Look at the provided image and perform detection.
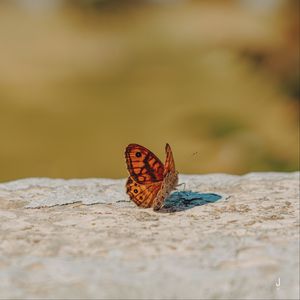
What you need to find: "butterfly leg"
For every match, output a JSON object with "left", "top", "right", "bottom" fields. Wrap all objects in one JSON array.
[{"left": 176, "top": 182, "right": 186, "bottom": 191}]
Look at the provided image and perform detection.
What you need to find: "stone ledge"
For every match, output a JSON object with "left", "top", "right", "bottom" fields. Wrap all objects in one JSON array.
[{"left": 0, "top": 172, "right": 299, "bottom": 299}]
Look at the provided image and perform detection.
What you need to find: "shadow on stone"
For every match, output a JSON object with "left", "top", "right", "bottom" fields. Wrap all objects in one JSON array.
[{"left": 158, "top": 191, "right": 222, "bottom": 213}]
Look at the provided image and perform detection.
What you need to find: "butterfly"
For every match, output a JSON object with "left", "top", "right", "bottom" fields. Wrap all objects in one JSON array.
[{"left": 125, "top": 143, "right": 178, "bottom": 211}]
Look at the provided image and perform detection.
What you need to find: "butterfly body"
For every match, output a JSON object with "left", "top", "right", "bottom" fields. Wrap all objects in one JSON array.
[{"left": 125, "top": 143, "right": 178, "bottom": 210}]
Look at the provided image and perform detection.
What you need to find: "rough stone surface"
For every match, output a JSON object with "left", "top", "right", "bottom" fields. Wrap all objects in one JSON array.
[{"left": 0, "top": 172, "right": 299, "bottom": 299}]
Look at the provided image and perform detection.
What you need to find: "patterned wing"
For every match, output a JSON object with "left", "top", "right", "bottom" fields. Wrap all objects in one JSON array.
[
  {"left": 163, "top": 143, "right": 176, "bottom": 175},
  {"left": 125, "top": 144, "right": 164, "bottom": 184},
  {"left": 153, "top": 143, "right": 179, "bottom": 211},
  {"left": 126, "top": 176, "right": 162, "bottom": 208}
]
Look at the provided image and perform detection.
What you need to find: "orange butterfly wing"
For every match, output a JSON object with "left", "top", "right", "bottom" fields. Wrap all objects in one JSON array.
[
  {"left": 163, "top": 143, "right": 177, "bottom": 175},
  {"left": 125, "top": 144, "right": 164, "bottom": 184},
  {"left": 125, "top": 144, "right": 164, "bottom": 208},
  {"left": 126, "top": 176, "right": 161, "bottom": 208},
  {"left": 125, "top": 143, "right": 178, "bottom": 210}
]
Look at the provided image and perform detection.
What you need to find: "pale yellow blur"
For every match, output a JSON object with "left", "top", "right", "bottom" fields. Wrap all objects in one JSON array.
[{"left": 0, "top": 0, "right": 298, "bottom": 181}]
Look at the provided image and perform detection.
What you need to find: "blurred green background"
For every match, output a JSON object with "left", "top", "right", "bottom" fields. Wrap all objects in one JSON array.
[{"left": 0, "top": 0, "right": 299, "bottom": 182}]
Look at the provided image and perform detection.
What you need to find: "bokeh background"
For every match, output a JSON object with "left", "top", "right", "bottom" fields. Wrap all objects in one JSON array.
[{"left": 0, "top": 0, "right": 299, "bottom": 182}]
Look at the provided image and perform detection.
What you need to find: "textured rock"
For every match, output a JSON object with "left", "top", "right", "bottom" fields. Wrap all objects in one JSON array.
[{"left": 0, "top": 172, "right": 299, "bottom": 299}]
